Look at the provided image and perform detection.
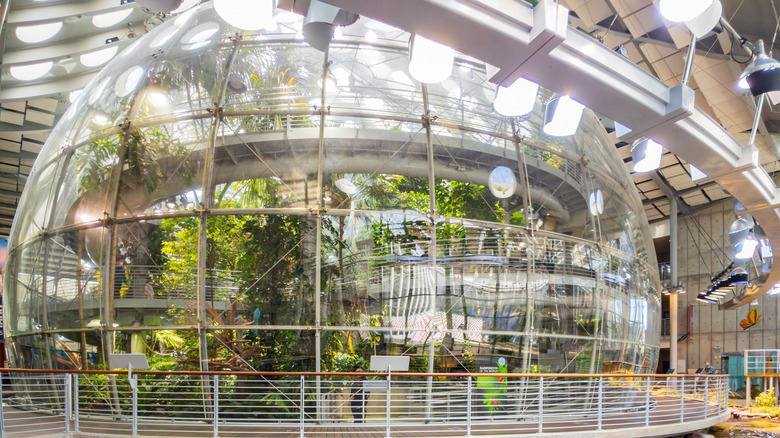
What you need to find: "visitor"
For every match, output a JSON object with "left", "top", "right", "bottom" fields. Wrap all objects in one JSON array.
[
  {"left": 704, "top": 362, "right": 716, "bottom": 374},
  {"left": 349, "top": 369, "right": 367, "bottom": 423}
]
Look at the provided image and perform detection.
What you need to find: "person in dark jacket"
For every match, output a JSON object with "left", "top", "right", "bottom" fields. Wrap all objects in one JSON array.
[{"left": 349, "top": 369, "right": 367, "bottom": 423}]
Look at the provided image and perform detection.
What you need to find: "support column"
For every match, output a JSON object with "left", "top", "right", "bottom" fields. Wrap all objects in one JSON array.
[{"left": 670, "top": 197, "right": 678, "bottom": 374}]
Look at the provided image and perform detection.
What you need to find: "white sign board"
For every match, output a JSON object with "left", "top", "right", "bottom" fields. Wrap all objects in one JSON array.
[
  {"left": 369, "top": 355, "right": 409, "bottom": 372},
  {"left": 109, "top": 353, "right": 149, "bottom": 370}
]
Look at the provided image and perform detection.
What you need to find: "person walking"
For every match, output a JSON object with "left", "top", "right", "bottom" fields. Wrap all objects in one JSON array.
[{"left": 349, "top": 369, "right": 367, "bottom": 423}]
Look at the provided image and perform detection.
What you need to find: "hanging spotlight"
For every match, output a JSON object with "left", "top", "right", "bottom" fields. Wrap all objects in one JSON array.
[
  {"left": 542, "top": 96, "right": 585, "bottom": 137},
  {"left": 737, "top": 40, "right": 780, "bottom": 96},
  {"left": 215, "top": 0, "right": 275, "bottom": 31},
  {"left": 302, "top": 0, "right": 358, "bottom": 52},
  {"left": 630, "top": 138, "right": 664, "bottom": 173},
  {"left": 493, "top": 77, "right": 538, "bottom": 117},
  {"left": 728, "top": 214, "right": 755, "bottom": 244},
  {"left": 735, "top": 237, "right": 759, "bottom": 260},
  {"left": 589, "top": 189, "right": 604, "bottom": 216},
  {"left": 408, "top": 34, "right": 454, "bottom": 84}
]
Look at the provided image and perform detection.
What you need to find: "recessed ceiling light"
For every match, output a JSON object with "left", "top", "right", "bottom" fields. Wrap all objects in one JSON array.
[
  {"left": 92, "top": 9, "right": 133, "bottom": 28},
  {"left": 80, "top": 46, "right": 119, "bottom": 68},
  {"left": 16, "top": 22, "right": 63, "bottom": 43},
  {"left": 9, "top": 61, "right": 53, "bottom": 81}
]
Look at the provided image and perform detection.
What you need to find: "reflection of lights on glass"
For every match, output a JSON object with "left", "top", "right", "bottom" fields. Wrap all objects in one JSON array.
[
  {"left": 214, "top": 0, "right": 274, "bottom": 31},
  {"left": 735, "top": 238, "right": 758, "bottom": 260},
  {"left": 335, "top": 178, "right": 359, "bottom": 195},
  {"left": 116, "top": 66, "right": 145, "bottom": 97},
  {"left": 92, "top": 113, "right": 111, "bottom": 126},
  {"left": 589, "top": 189, "right": 604, "bottom": 216},
  {"left": 69, "top": 89, "right": 83, "bottom": 103},
  {"left": 408, "top": 34, "right": 454, "bottom": 84},
  {"left": 181, "top": 22, "right": 220, "bottom": 50},
  {"left": 488, "top": 166, "right": 516, "bottom": 199},
  {"left": 365, "top": 30, "right": 378, "bottom": 43}
]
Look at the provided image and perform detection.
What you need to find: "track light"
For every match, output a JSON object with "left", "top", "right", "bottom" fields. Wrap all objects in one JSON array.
[
  {"left": 630, "top": 138, "right": 663, "bottom": 173},
  {"left": 735, "top": 237, "right": 758, "bottom": 260},
  {"left": 682, "top": 1, "right": 722, "bottom": 38},
  {"left": 542, "top": 96, "right": 584, "bottom": 137},
  {"left": 302, "top": 0, "right": 357, "bottom": 52},
  {"left": 493, "top": 77, "right": 538, "bottom": 117},
  {"left": 737, "top": 40, "right": 780, "bottom": 96},
  {"left": 408, "top": 34, "right": 454, "bottom": 84},
  {"left": 215, "top": 0, "right": 275, "bottom": 31}
]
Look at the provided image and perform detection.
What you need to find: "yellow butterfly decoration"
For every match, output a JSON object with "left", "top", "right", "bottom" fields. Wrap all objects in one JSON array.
[{"left": 739, "top": 307, "right": 761, "bottom": 330}]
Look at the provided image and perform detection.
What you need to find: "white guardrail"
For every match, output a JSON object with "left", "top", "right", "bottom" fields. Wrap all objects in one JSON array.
[{"left": 0, "top": 371, "right": 729, "bottom": 437}]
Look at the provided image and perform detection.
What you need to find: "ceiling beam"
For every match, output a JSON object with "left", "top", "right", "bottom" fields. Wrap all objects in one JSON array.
[{"left": 642, "top": 181, "right": 719, "bottom": 205}]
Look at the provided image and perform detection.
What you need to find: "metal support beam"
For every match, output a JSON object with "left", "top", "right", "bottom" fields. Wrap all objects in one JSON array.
[{"left": 670, "top": 196, "right": 678, "bottom": 374}]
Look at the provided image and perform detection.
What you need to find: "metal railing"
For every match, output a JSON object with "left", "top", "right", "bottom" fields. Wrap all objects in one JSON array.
[{"left": 0, "top": 370, "right": 728, "bottom": 437}]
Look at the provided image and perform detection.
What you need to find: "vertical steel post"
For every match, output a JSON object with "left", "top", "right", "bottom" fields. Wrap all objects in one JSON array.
[
  {"left": 74, "top": 374, "right": 80, "bottom": 433},
  {"left": 670, "top": 197, "right": 678, "bottom": 376},
  {"left": 65, "top": 374, "right": 72, "bottom": 433},
  {"left": 300, "top": 375, "right": 305, "bottom": 438},
  {"left": 597, "top": 377, "right": 603, "bottom": 430},
  {"left": 386, "top": 368, "right": 391, "bottom": 438},
  {"left": 131, "top": 373, "right": 138, "bottom": 436},
  {"left": 213, "top": 375, "right": 219, "bottom": 438},
  {"left": 645, "top": 376, "right": 651, "bottom": 427},
  {"left": 538, "top": 377, "right": 543, "bottom": 433},
  {"left": 679, "top": 378, "right": 685, "bottom": 423},
  {"left": 466, "top": 377, "right": 472, "bottom": 437},
  {"left": 704, "top": 376, "right": 709, "bottom": 418},
  {"left": 0, "top": 372, "right": 5, "bottom": 438},
  {"left": 718, "top": 377, "right": 723, "bottom": 414}
]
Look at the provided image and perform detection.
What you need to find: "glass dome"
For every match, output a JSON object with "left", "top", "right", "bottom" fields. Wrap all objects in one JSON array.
[{"left": 5, "top": 3, "right": 660, "bottom": 375}]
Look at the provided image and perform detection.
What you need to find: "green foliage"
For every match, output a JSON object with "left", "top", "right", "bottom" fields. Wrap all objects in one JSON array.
[{"left": 753, "top": 387, "right": 777, "bottom": 408}]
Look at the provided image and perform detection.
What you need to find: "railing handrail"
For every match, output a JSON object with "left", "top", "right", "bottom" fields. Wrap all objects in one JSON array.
[{"left": 0, "top": 368, "right": 727, "bottom": 378}]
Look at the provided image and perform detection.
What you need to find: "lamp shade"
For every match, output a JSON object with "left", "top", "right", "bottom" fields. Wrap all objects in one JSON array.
[
  {"left": 493, "top": 77, "right": 538, "bottom": 117},
  {"left": 738, "top": 40, "right": 780, "bottom": 95},
  {"left": 728, "top": 214, "right": 755, "bottom": 244},
  {"left": 542, "top": 96, "right": 585, "bottom": 137},
  {"left": 630, "top": 138, "right": 663, "bottom": 173},
  {"left": 408, "top": 34, "right": 454, "bottom": 84},
  {"left": 684, "top": 0, "right": 722, "bottom": 38},
  {"left": 659, "top": 0, "right": 714, "bottom": 22}
]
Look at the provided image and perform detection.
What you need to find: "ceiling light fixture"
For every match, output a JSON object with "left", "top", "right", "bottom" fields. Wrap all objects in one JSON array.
[
  {"left": 9, "top": 61, "right": 53, "bottom": 81},
  {"left": 80, "top": 46, "right": 119, "bottom": 68},
  {"left": 738, "top": 40, "right": 780, "bottom": 96},
  {"left": 728, "top": 215, "right": 755, "bottom": 244},
  {"left": 542, "top": 95, "right": 585, "bottom": 137},
  {"left": 408, "top": 34, "right": 454, "bottom": 84},
  {"left": 682, "top": 1, "right": 722, "bottom": 38},
  {"left": 92, "top": 9, "right": 134, "bottom": 28},
  {"left": 16, "top": 22, "right": 63, "bottom": 44},
  {"left": 302, "top": 0, "right": 357, "bottom": 52},
  {"left": 493, "top": 77, "right": 538, "bottom": 117},
  {"left": 630, "top": 138, "right": 664, "bottom": 173},
  {"left": 214, "top": 0, "right": 275, "bottom": 31}
]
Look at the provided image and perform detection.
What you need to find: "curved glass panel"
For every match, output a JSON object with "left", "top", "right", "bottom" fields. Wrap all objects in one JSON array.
[{"left": 5, "top": 3, "right": 660, "bottom": 380}]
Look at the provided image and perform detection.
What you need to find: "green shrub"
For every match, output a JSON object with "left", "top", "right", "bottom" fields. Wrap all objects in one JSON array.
[{"left": 752, "top": 387, "right": 776, "bottom": 408}]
